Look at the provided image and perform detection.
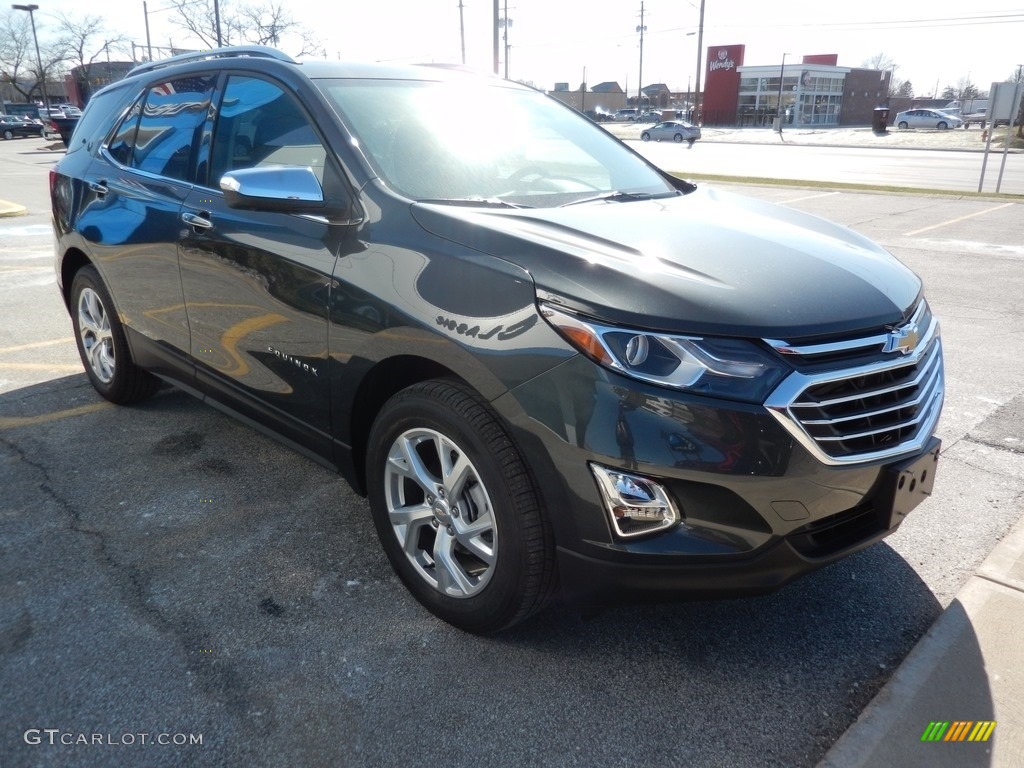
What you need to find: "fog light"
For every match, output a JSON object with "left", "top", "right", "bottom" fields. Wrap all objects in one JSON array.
[{"left": 589, "top": 464, "right": 680, "bottom": 538}]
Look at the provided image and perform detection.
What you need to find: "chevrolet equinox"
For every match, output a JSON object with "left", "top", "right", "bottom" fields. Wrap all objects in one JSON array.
[{"left": 51, "top": 47, "right": 944, "bottom": 632}]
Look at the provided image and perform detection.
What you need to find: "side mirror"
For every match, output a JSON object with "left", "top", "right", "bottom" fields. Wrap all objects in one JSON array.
[{"left": 220, "top": 166, "right": 363, "bottom": 225}]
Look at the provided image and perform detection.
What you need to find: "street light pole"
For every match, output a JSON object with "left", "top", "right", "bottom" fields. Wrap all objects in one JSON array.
[
  {"left": 11, "top": 4, "right": 48, "bottom": 117},
  {"left": 775, "top": 52, "right": 788, "bottom": 132}
]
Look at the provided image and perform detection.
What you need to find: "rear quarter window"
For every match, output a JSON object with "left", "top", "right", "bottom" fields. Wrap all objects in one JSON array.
[{"left": 66, "top": 84, "right": 136, "bottom": 155}]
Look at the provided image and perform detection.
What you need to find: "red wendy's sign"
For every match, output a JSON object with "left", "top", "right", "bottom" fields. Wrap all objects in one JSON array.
[{"left": 703, "top": 44, "right": 744, "bottom": 125}]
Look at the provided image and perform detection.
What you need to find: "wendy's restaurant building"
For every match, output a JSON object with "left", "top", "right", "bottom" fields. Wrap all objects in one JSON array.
[{"left": 701, "top": 46, "right": 891, "bottom": 128}]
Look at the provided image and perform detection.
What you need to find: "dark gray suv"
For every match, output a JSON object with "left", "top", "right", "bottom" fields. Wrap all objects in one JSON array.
[{"left": 51, "top": 47, "right": 943, "bottom": 632}]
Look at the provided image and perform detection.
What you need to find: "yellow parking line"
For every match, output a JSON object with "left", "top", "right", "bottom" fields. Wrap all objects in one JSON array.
[
  {"left": 0, "top": 363, "right": 82, "bottom": 371},
  {"left": 905, "top": 203, "right": 1015, "bottom": 236},
  {"left": 0, "top": 402, "right": 110, "bottom": 431},
  {"left": 0, "top": 338, "right": 74, "bottom": 354}
]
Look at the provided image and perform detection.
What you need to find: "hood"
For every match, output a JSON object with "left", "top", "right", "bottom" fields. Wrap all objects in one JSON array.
[{"left": 410, "top": 185, "right": 922, "bottom": 339}]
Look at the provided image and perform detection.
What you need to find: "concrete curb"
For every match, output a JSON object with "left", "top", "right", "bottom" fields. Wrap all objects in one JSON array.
[
  {"left": 0, "top": 199, "right": 28, "bottom": 218},
  {"left": 818, "top": 514, "right": 1024, "bottom": 768}
]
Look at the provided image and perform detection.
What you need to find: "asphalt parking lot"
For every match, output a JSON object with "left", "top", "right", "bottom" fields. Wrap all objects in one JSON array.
[{"left": 1, "top": 135, "right": 1022, "bottom": 767}]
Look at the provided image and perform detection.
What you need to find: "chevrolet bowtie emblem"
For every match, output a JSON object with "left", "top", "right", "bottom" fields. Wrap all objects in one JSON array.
[{"left": 883, "top": 322, "right": 920, "bottom": 355}]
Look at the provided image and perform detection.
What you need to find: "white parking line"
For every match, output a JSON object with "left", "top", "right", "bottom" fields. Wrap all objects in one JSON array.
[
  {"left": 904, "top": 203, "right": 1015, "bottom": 236},
  {"left": 780, "top": 191, "right": 840, "bottom": 204}
]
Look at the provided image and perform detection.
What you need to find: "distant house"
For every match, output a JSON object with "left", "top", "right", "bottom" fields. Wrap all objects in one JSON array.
[
  {"left": 640, "top": 83, "right": 671, "bottom": 108},
  {"left": 547, "top": 80, "right": 625, "bottom": 113}
]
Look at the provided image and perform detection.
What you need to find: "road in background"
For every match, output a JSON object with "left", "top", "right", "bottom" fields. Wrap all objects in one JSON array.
[
  {"left": 633, "top": 139, "right": 1024, "bottom": 195},
  {"left": 1, "top": 135, "right": 1022, "bottom": 767}
]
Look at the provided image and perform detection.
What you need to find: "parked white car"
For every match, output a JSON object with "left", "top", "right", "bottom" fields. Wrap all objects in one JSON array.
[{"left": 894, "top": 109, "right": 963, "bottom": 130}]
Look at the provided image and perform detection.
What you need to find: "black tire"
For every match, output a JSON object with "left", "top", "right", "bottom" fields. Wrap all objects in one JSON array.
[
  {"left": 673, "top": 133, "right": 684, "bottom": 143},
  {"left": 3, "top": 130, "right": 13, "bottom": 141},
  {"left": 898, "top": 121, "right": 909, "bottom": 129},
  {"left": 69, "top": 265, "right": 160, "bottom": 404},
  {"left": 937, "top": 121, "right": 948, "bottom": 130},
  {"left": 366, "top": 380, "right": 556, "bottom": 633},
  {"left": 641, "top": 132, "right": 651, "bottom": 141}
]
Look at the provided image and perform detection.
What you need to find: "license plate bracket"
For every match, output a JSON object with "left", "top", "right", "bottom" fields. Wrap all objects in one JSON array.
[{"left": 881, "top": 438, "right": 941, "bottom": 529}]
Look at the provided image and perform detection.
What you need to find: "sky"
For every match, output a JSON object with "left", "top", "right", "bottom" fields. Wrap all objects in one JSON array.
[{"left": 17, "top": 0, "right": 1024, "bottom": 102}]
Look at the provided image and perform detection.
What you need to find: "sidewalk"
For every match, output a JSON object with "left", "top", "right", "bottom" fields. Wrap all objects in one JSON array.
[{"left": 819, "top": 516, "right": 1024, "bottom": 767}]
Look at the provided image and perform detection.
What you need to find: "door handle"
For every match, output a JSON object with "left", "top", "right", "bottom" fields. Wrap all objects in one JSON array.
[
  {"left": 181, "top": 211, "right": 213, "bottom": 230},
  {"left": 88, "top": 181, "right": 108, "bottom": 197}
]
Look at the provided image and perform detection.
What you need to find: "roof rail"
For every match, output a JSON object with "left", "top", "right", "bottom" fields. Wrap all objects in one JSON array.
[{"left": 128, "top": 46, "right": 295, "bottom": 77}]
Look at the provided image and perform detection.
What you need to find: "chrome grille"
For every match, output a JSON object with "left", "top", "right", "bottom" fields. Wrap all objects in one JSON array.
[{"left": 765, "top": 306, "right": 944, "bottom": 466}]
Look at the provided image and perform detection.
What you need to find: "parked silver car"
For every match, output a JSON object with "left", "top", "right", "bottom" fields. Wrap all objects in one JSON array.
[
  {"left": 894, "top": 109, "right": 963, "bottom": 130},
  {"left": 640, "top": 120, "right": 701, "bottom": 145}
]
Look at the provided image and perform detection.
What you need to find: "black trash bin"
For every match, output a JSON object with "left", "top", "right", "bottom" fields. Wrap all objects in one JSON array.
[{"left": 872, "top": 107, "right": 890, "bottom": 134}]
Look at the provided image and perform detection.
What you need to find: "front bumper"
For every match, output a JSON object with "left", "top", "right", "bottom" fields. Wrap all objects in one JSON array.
[{"left": 497, "top": 354, "right": 941, "bottom": 602}]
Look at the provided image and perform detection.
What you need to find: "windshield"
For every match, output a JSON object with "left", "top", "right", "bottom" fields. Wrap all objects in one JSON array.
[{"left": 315, "top": 77, "right": 676, "bottom": 207}]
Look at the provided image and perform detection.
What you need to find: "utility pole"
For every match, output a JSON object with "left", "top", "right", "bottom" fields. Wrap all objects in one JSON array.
[
  {"left": 693, "top": 0, "right": 705, "bottom": 124},
  {"left": 499, "top": 0, "right": 513, "bottom": 80},
  {"left": 458, "top": 0, "right": 466, "bottom": 65},
  {"left": 636, "top": 2, "right": 647, "bottom": 111},
  {"left": 493, "top": 0, "right": 499, "bottom": 75}
]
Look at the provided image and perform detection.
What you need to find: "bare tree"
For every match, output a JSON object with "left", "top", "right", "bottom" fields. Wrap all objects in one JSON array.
[
  {"left": 1011, "top": 67, "right": 1024, "bottom": 139},
  {"left": 168, "top": 0, "right": 321, "bottom": 57},
  {"left": 893, "top": 80, "right": 914, "bottom": 98},
  {"left": 0, "top": 9, "right": 68, "bottom": 106},
  {"left": 861, "top": 53, "right": 902, "bottom": 97},
  {"left": 55, "top": 13, "right": 129, "bottom": 102},
  {"left": 941, "top": 78, "right": 981, "bottom": 101}
]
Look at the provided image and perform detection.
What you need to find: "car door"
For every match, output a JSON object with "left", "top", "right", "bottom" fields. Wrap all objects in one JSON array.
[
  {"left": 178, "top": 73, "right": 341, "bottom": 457},
  {"left": 73, "top": 73, "right": 218, "bottom": 382}
]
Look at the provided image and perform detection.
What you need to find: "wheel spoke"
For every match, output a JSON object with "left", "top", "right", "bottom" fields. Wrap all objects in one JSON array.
[
  {"left": 454, "top": 527, "right": 495, "bottom": 566},
  {"left": 432, "top": 527, "right": 474, "bottom": 596},
  {"left": 441, "top": 443, "right": 473, "bottom": 498},
  {"left": 388, "top": 434, "right": 439, "bottom": 494},
  {"left": 389, "top": 500, "right": 433, "bottom": 528}
]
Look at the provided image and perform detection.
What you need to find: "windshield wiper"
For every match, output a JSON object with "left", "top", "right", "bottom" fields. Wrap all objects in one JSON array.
[
  {"left": 416, "top": 197, "right": 533, "bottom": 209},
  {"left": 558, "top": 190, "right": 676, "bottom": 208}
]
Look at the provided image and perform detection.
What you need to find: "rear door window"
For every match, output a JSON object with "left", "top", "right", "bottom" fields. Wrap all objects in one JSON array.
[{"left": 107, "top": 74, "right": 216, "bottom": 181}]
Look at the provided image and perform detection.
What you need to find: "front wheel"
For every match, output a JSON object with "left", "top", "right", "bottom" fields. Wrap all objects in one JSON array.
[
  {"left": 673, "top": 133, "right": 684, "bottom": 143},
  {"left": 70, "top": 265, "right": 160, "bottom": 404},
  {"left": 2, "top": 130, "right": 13, "bottom": 140},
  {"left": 937, "top": 121, "right": 948, "bottom": 130},
  {"left": 898, "top": 121, "right": 909, "bottom": 129},
  {"left": 366, "top": 380, "right": 556, "bottom": 633},
  {"left": 641, "top": 132, "right": 651, "bottom": 141}
]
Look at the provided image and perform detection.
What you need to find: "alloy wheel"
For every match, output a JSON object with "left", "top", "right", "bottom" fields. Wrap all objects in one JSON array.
[
  {"left": 383, "top": 427, "right": 497, "bottom": 598},
  {"left": 77, "top": 287, "right": 115, "bottom": 384}
]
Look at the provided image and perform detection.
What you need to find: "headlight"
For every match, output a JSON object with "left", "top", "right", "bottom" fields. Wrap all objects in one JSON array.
[{"left": 540, "top": 302, "right": 789, "bottom": 402}]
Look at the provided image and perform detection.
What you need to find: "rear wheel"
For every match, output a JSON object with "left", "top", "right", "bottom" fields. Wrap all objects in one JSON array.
[
  {"left": 2, "top": 130, "right": 13, "bottom": 140},
  {"left": 366, "top": 380, "right": 556, "bottom": 633},
  {"left": 70, "top": 266, "right": 160, "bottom": 404}
]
